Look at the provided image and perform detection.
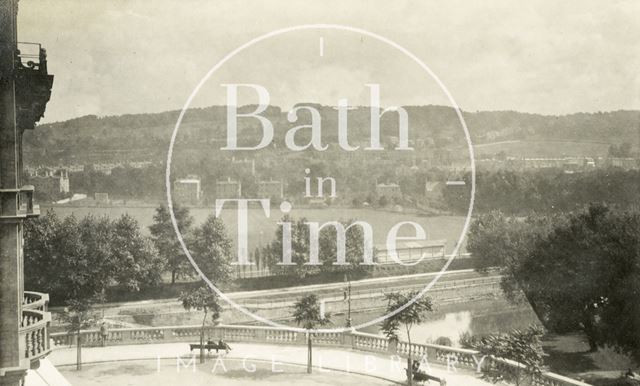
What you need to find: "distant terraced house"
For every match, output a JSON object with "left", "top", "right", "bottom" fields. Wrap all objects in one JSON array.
[
  {"left": 25, "top": 169, "right": 70, "bottom": 199},
  {"left": 174, "top": 176, "right": 202, "bottom": 205},
  {"left": 216, "top": 177, "right": 242, "bottom": 198},
  {"left": 375, "top": 182, "right": 402, "bottom": 200}
]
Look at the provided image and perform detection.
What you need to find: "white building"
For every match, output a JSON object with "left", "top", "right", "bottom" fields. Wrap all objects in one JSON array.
[{"left": 174, "top": 176, "right": 202, "bottom": 204}]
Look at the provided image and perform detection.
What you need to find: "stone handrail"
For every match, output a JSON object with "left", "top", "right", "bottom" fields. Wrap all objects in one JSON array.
[
  {"left": 23, "top": 291, "right": 49, "bottom": 311},
  {"left": 20, "top": 308, "right": 51, "bottom": 361},
  {"left": 50, "top": 324, "right": 590, "bottom": 386}
]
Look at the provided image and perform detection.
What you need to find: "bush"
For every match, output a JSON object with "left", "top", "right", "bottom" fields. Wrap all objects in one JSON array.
[
  {"left": 593, "top": 378, "right": 640, "bottom": 386},
  {"left": 459, "top": 331, "right": 481, "bottom": 349}
]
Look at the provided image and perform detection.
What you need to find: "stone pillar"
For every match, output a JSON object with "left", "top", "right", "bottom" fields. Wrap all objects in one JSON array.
[
  {"left": 0, "top": 371, "right": 25, "bottom": 386},
  {"left": 387, "top": 338, "right": 398, "bottom": 354},
  {"left": 343, "top": 330, "right": 355, "bottom": 349},
  {"left": 0, "top": 1, "right": 27, "bottom": 385}
]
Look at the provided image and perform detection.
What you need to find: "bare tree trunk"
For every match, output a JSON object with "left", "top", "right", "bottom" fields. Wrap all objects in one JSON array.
[
  {"left": 200, "top": 310, "right": 207, "bottom": 363},
  {"left": 76, "top": 329, "right": 82, "bottom": 370},
  {"left": 171, "top": 270, "right": 176, "bottom": 285},
  {"left": 583, "top": 313, "right": 598, "bottom": 352},
  {"left": 307, "top": 331, "right": 312, "bottom": 374},
  {"left": 406, "top": 325, "right": 412, "bottom": 386}
]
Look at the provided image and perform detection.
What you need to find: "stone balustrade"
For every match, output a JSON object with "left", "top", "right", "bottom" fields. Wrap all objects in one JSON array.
[
  {"left": 352, "top": 331, "right": 389, "bottom": 352},
  {"left": 50, "top": 324, "right": 591, "bottom": 386},
  {"left": 20, "top": 292, "right": 51, "bottom": 362},
  {"left": 21, "top": 310, "right": 44, "bottom": 328},
  {"left": 23, "top": 291, "right": 49, "bottom": 311}
]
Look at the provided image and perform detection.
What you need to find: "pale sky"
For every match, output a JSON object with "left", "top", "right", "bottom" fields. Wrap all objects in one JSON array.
[{"left": 17, "top": 0, "right": 640, "bottom": 123}]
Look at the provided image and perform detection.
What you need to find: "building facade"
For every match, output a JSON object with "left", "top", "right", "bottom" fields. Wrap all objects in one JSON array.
[
  {"left": 216, "top": 177, "right": 242, "bottom": 198},
  {"left": 174, "top": 176, "right": 202, "bottom": 205},
  {"left": 374, "top": 239, "right": 446, "bottom": 265},
  {"left": 25, "top": 169, "right": 69, "bottom": 200},
  {"left": 0, "top": 2, "right": 54, "bottom": 384},
  {"left": 375, "top": 182, "right": 402, "bottom": 200}
]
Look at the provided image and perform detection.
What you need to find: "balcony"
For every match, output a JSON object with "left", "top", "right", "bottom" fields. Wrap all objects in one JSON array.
[
  {"left": 0, "top": 186, "right": 40, "bottom": 220},
  {"left": 15, "top": 42, "right": 54, "bottom": 131},
  {"left": 20, "top": 291, "right": 51, "bottom": 365},
  {"left": 19, "top": 185, "right": 40, "bottom": 218}
]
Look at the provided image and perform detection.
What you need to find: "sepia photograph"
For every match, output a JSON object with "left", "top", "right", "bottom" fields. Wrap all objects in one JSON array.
[{"left": 0, "top": 1, "right": 638, "bottom": 385}]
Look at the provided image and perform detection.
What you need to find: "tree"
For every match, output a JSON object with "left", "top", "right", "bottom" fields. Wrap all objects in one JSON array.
[
  {"left": 149, "top": 203, "right": 194, "bottom": 284},
  {"left": 59, "top": 298, "right": 98, "bottom": 370},
  {"left": 609, "top": 143, "right": 632, "bottom": 158},
  {"left": 179, "top": 286, "right": 222, "bottom": 363},
  {"left": 111, "top": 214, "right": 164, "bottom": 290},
  {"left": 190, "top": 214, "right": 232, "bottom": 285},
  {"left": 24, "top": 211, "right": 163, "bottom": 304},
  {"left": 264, "top": 215, "right": 316, "bottom": 278},
  {"left": 292, "top": 294, "right": 331, "bottom": 374},
  {"left": 516, "top": 205, "right": 640, "bottom": 358},
  {"left": 466, "top": 211, "right": 554, "bottom": 298},
  {"left": 78, "top": 215, "right": 118, "bottom": 296},
  {"left": 317, "top": 218, "right": 372, "bottom": 277},
  {"left": 469, "top": 204, "right": 640, "bottom": 361},
  {"left": 263, "top": 216, "right": 373, "bottom": 280},
  {"left": 23, "top": 210, "right": 62, "bottom": 294},
  {"left": 380, "top": 291, "right": 433, "bottom": 386},
  {"left": 26, "top": 213, "right": 102, "bottom": 370},
  {"left": 443, "top": 169, "right": 640, "bottom": 215},
  {"left": 253, "top": 247, "right": 263, "bottom": 270},
  {"left": 472, "top": 326, "right": 545, "bottom": 386},
  {"left": 24, "top": 214, "right": 109, "bottom": 303}
]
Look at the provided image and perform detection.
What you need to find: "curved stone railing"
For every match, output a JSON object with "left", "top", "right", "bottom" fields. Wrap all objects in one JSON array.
[
  {"left": 50, "top": 324, "right": 591, "bottom": 386},
  {"left": 20, "top": 308, "right": 51, "bottom": 361},
  {"left": 23, "top": 291, "right": 49, "bottom": 311},
  {"left": 19, "top": 291, "right": 52, "bottom": 363}
]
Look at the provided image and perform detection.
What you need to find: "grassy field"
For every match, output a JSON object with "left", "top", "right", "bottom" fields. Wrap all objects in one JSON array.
[
  {"left": 541, "top": 333, "right": 639, "bottom": 385},
  {"left": 473, "top": 139, "right": 612, "bottom": 158},
  {"left": 46, "top": 206, "right": 468, "bottom": 254}
]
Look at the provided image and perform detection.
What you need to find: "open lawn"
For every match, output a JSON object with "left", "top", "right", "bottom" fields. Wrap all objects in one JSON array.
[
  {"left": 473, "top": 139, "right": 613, "bottom": 158},
  {"left": 542, "top": 333, "right": 639, "bottom": 385}
]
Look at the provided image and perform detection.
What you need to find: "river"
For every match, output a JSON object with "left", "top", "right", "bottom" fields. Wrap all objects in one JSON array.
[{"left": 352, "top": 298, "right": 539, "bottom": 345}]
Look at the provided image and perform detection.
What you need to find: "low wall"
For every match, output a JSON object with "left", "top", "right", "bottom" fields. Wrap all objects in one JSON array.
[
  {"left": 50, "top": 324, "right": 590, "bottom": 386},
  {"left": 82, "top": 275, "right": 503, "bottom": 327}
]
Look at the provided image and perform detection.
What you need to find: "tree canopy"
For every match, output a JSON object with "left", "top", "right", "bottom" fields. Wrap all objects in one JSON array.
[
  {"left": 190, "top": 214, "right": 233, "bottom": 285},
  {"left": 149, "top": 203, "right": 194, "bottom": 284},
  {"left": 293, "top": 294, "right": 331, "bottom": 330},
  {"left": 468, "top": 204, "right": 640, "bottom": 362},
  {"left": 380, "top": 290, "right": 433, "bottom": 345},
  {"left": 472, "top": 325, "right": 546, "bottom": 386},
  {"left": 263, "top": 216, "right": 373, "bottom": 279},
  {"left": 24, "top": 210, "right": 164, "bottom": 305}
]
